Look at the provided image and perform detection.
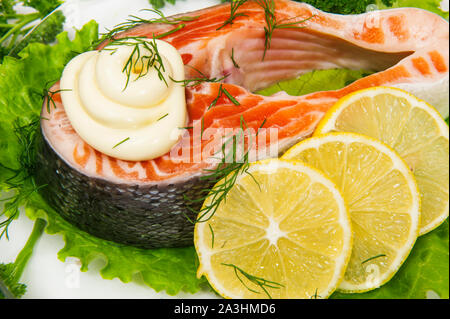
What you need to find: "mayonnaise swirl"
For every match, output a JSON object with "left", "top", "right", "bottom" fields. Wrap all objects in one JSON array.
[{"left": 60, "top": 39, "right": 187, "bottom": 161}]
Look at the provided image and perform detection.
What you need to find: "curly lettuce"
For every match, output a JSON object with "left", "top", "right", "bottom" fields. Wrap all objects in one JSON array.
[{"left": 26, "top": 199, "right": 205, "bottom": 295}]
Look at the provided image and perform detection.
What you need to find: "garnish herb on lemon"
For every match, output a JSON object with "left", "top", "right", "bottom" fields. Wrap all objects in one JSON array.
[
  {"left": 282, "top": 133, "right": 421, "bottom": 293},
  {"left": 316, "top": 87, "right": 449, "bottom": 235},
  {"left": 195, "top": 159, "right": 353, "bottom": 299}
]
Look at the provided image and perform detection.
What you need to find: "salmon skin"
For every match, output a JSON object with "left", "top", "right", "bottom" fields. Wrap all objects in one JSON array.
[{"left": 37, "top": 0, "right": 449, "bottom": 248}]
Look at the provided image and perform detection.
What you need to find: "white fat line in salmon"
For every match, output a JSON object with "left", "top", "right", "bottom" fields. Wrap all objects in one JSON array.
[{"left": 170, "top": 126, "right": 279, "bottom": 164}]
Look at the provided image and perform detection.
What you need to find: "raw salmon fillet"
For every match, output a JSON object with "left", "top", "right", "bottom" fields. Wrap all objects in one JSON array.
[{"left": 42, "top": 0, "right": 449, "bottom": 185}]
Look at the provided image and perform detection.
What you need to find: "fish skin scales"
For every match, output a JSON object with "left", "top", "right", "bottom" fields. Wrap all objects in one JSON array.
[
  {"left": 37, "top": 0, "right": 449, "bottom": 248},
  {"left": 35, "top": 132, "right": 215, "bottom": 248}
]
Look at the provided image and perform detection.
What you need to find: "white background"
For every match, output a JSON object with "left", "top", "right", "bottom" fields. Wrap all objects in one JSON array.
[{"left": 0, "top": 0, "right": 448, "bottom": 299}]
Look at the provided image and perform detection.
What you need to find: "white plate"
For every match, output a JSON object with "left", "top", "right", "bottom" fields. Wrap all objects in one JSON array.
[{"left": 0, "top": 0, "right": 220, "bottom": 299}]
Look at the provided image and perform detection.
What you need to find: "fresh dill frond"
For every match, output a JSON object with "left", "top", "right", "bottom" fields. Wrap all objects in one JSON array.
[
  {"left": 103, "top": 36, "right": 168, "bottom": 90},
  {"left": 184, "top": 116, "right": 266, "bottom": 224},
  {"left": 221, "top": 263, "right": 284, "bottom": 298},
  {"left": 93, "top": 9, "right": 197, "bottom": 91},
  {"left": 255, "top": 0, "right": 313, "bottom": 60},
  {"left": 0, "top": 117, "right": 45, "bottom": 240},
  {"left": 95, "top": 8, "right": 197, "bottom": 46},
  {"left": 255, "top": 0, "right": 275, "bottom": 60},
  {"left": 209, "top": 224, "right": 215, "bottom": 248},
  {"left": 208, "top": 84, "right": 241, "bottom": 110},
  {"left": 156, "top": 23, "right": 185, "bottom": 39},
  {"left": 157, "top": 113, "right": 169, "bottom": 121},
  {"left": 217, "top": 0, "right": 249, "bottom": 31},
  {"left": 148, "top": 35, "right": 168, "bottom": 84},
  {"left": 44, "top": 89, "right": 71, "bottom": 113},
  {"left": 361, "top": 254, "right": 387, "bottom": 265},
  {"left": 0, "top": 183, "right": 46, "bottom": 240},
  {"left": 200, "top": 117, "right": 205, "bottom": 139},
  {"left": 32, "top": 80, "right": 71, "bottom": 114},
  {"left": 230, "top": 48, "right": 240, "bottom": 69},
  {"left": 221, "top": 86, "right": 240, "bottom": 106},
  {"left": 208, "top": 84, "right": 224, "bottom": 110},
  {"left": 179, "top": 126, "right": 193, "bottom": 130},
  {"left": 112, "top": 137, "right": 130, "bottom": 149},
  {"left": 171, "top": 76, "right": 228, "bottom": 88},
  {"left": 170, "top": 71, "right": 228, "bottom": 88},
  {"left": 311, "top": 288, "right": 321, "bottom": 299}
]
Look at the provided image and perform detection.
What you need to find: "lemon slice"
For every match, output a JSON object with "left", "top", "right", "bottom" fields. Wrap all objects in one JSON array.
[
  {"left": 194, "top": 159, "right": 352, "bottom": 299},
  {"left": 282, "top": 133, "right": 420, "bottom": 293},
  {"left": 316, "top": 87, "right": 449, "bottom": 235}
]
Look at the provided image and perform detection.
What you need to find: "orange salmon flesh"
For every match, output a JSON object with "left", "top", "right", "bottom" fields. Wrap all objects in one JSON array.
[{"left": 41, "top": 0, "right": 449, "bottom": 185}]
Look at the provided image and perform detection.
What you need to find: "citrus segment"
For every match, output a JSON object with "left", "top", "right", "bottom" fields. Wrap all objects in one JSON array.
[{"left": 282, "top": 133, "right": 420, "bottom": 293}]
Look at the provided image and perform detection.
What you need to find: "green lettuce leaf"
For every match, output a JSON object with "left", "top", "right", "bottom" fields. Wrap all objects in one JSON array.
[
  {"left": 0, "top": 20, "right": 99, "bottom": 183},
  {"left": 376, "top": 0, "right": 449, "bottom": 20},
  {"left": 26, "top": 194, "right": 205, "bottom": 295},
  {"left": 257, "top": 69, "right": 373, "bottom": 97}
]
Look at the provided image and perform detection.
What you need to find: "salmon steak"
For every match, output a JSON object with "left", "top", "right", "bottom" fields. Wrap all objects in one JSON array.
[{"left": 37, "top": 0, "right": 449, "bottom": 248}]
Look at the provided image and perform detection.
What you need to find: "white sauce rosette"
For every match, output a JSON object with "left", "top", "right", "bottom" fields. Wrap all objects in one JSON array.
[{"left": 60, "top": 38, "right": 187, "bottom": 161}]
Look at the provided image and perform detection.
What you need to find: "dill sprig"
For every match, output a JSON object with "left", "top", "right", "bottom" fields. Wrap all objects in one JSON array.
[
  {"left": 32, "top": 80, "right": 71, "bottom": 114},
  {"left": 208, "top": 84, "right": 241, "bottom": 110},
  {"left": 311, "top": 288, "right": 321, "bottom": 299},
  {"left": 103, "top": 36, "right": 168, "bottom": 90},
  {"left": 221, "top": 86, "right": 240, "bottom": 106},
  {"left": 362, "top": 254, "right": 387, "bottom": 265},
  {"left": 200, "top": 117, "right": 205, "bottom": 139},
  {"left": 112, "top": 137, "right": 131, "bottom": 149},
  {"left": 221, "top": 263, "right": 284, "bottom": 299},
  {"left": 95, "top": 8, "right": 197, "bottom": 46},
  {"left": 209, "top": 224, "right": 215, "bottom": 248},
  {"left": 255, "top": 0, "right": 314, "bottom": 60},
  {"left": 184, "top": 116, "right": 266, "bottom": 224},
  {"left": 208, "top": 84, "right": 224, "bottom": 110},
  {"left": 157, "top": 113, "right": 169, "bottom": 121},
  {"left": 170, "top": 65, "right": 228, "bottom": 88},
  {"left": 256, "top": 0, "right": 275, "bottom": 60},
  {"left": 95, "top": 9, "right": 201, "bottom": 90},
  {"left": 0, "top": 117, "right": 46, "bottom": 240},
  {"left": 231, "top": 48, "right": 240, "bottom": 69},
  {"left": 217, "top": 0, "right": 249, "bottom": 31}
]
